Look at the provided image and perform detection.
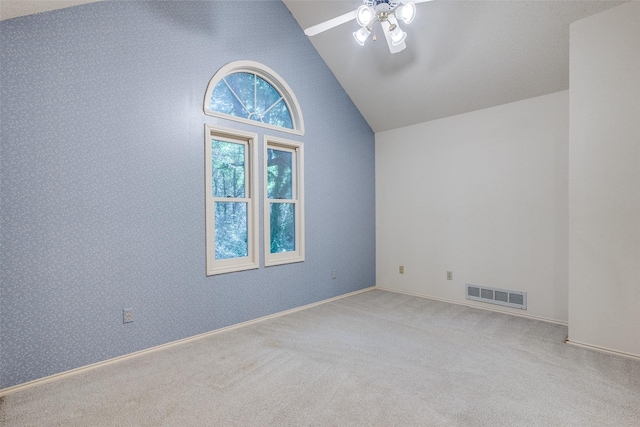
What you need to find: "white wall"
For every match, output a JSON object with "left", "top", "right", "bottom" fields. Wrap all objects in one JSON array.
[
  {"left": 376, "top": 91, "right": 569, "bottom": 323},
  {"left": 568, "top": 2, "right": 640, "bottom": 357}
]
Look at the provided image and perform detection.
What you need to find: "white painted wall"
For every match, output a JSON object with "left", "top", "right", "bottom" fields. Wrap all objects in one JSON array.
[
  {"left": 568, "top": 2, "right": 640, "bottom": 357},
  {"left": 376, "top": 91, "right": 569, "bottom": 323}
]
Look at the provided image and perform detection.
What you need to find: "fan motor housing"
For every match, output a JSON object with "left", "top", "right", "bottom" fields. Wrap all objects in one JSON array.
[{"left": 366, "top": 0, "right": 401, "bottom": 12}]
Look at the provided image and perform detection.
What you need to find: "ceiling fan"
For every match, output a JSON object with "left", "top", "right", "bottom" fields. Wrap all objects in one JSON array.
[{"left": 304, "top": 0, "right": 434, "bottom": 54}]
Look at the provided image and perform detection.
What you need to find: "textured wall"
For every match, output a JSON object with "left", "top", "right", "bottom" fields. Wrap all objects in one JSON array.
[{"left": 0, "top": 0, "right": 375, "bottom": 389}]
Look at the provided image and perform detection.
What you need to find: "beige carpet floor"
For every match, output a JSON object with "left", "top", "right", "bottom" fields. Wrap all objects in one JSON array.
[{"left": 1, "top": 289, "right": 639, "bottom": 426}]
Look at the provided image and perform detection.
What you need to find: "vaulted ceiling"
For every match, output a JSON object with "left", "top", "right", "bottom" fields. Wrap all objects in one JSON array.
[
  {"left": 283, "top": 0, "right": 625, "bottom": 132},
  {"left": 1, "top": 0, "right": 626, "bottom": 132}
]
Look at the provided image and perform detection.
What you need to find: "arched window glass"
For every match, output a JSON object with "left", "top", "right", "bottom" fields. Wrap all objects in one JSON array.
[
  {"left": 211, "top": 73, "right": 293, "bottom": 129},
  {"left": 204, "top": 61, "right": 304, "bottom": 135}
]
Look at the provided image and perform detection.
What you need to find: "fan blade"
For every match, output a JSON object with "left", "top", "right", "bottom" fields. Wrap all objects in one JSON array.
[
  {"left": 381, "top": 17, "right": 406, "bottom": 54},
  {"left": 304, "top": 10, "right": 357, "bottom": 37}
]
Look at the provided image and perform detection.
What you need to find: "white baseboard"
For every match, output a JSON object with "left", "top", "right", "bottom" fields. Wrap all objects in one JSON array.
[
  {"left": 376, "top": 285, "right": 568, "bottom": 326},
  {"left": 0, "top": 287, "right": 375, "bottom": 397},
  {"left": 565, "top": 339, "right": 640, "bottom": 361}
]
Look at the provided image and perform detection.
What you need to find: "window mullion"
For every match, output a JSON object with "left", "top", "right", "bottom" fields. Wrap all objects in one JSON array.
[
  {"left": 262, "top": 96, "right": 284, "bottom": 117},
  {"left": 245, "top": 140, "right": 250, "bottom": 198},
  {"left": 291, "top": 148, "right": 298, "bottom": 199},
  {"left": 212, "top": 197, "right": 251, "bottom": 202},
  {"left": 267, "top": 197, "right": 294, "bottom": 203},
  {"left": 223, "top": 78, "right": 250, "bottom": 118}
]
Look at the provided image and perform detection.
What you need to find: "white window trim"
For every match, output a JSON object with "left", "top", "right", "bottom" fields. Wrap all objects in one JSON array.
[
  {"left": 205, "top": 125, "right": 259, "bottom": 275},
  {"left": 264, "top": 136, "right": 305, "bottom": 267},
  {"left": 204, "top": 60, "right": 305, "bottom": 136}
]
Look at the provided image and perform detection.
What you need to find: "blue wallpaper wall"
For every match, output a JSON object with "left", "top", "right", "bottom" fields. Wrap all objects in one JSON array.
[{"left": 0, "top": 0, "right": 375, "bottom": 389}]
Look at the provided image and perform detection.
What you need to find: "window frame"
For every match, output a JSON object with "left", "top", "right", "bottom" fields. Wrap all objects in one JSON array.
[
  {"left": 204, "top": 60, "right": 305, "bottom": 136},
  {"left": 205, "top": 125, "right": 259, "bottom": 276},
  {"left": 264, "top": 136, "right": 305, "bottom": 266}
]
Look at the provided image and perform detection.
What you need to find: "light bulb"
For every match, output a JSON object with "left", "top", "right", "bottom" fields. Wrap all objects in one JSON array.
[
  {"left": 397, "top": 2, "right": 416, "bottom": 24},
  {"left": 353, "top": 26, "right": 371, "bottom": 46},
  {"left": 356, "top": 5, "right": 374, "bottom": 27},
  {"left": 389, "top": 26, "right": 407, "bottom": 46}
]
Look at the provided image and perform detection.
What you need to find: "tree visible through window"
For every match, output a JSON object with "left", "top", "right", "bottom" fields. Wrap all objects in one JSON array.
[
  {"left": 204, "top": 62, "right": 304, "bottom": 275},
  {"left": 211, "top": 73, "right": 293, "bottom": 130},
  {"left": 211, "top": 139, "right": 248, "bottom": 260},
  {"left": 204, "top": 61, "right": 305, "bottom": 135},
  {"left": 268, "top": 148, "right": 295, "bottom": 253},
  {"left": 205, "top": 126, "right": 259, "bottom": 276},
  {"left": 264, "top": 137, "right": 304, "bottom": 266}
]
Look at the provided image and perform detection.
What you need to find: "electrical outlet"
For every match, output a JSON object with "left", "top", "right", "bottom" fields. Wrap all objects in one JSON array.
[
  {"left": 123, "top": 308, "right": 133, "bottom": 324},
  {"left": 447, "top": 271, "right": 453, "bottom": 280},
  {"left": 332, "top": 270, "right": 337, "bottom": 279},
  {"left": 399, "top": 265, "right": 404, "bottom": 274}
]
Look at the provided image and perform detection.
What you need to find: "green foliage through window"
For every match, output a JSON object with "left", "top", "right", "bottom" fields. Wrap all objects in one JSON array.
[
  {"left": 211, "top": 139, "right": 249, "bottom": 260},
  {"left": 267, "top": 148, "right": 292, "bottom": 199},
  {"left": 211, "top": 72, "right": 293, "bottom": 129},
  {"left": 212, "top": 140, "right": 246, "bottom": 198},
  {"left": 215, "top": 202, "right": 248, "bottom": 260},
  {"left": 267, "top": 148, "right": 295, "bottom": 254},
  {"left": 270, "top": 203, "right": 295, "bottom": 253}
]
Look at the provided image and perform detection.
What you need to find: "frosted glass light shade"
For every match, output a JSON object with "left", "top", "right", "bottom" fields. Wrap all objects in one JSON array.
[
  {"left": 353, "top": 26, "right": 371, "bottom": 46},
  {"left": 389, "top": 26, "right": 407, "bottom": 45},
  {"left": 356, "top": 5, "right": 374, "bottom": 26},
  {"left": 397, "top": 2, "right": 416, "bottom": 24}
]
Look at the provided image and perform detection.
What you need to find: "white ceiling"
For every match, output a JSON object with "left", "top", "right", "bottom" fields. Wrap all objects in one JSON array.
[
  {"left": 1, "top": 1, "right": 626, "bottom": 133},
  {"left": 283, "top": 0, "right": 625, "bottom": 132}
]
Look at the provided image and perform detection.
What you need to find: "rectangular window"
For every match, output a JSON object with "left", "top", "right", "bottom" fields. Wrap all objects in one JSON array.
[
  {"left": 205, "top": 125, "right": 259, "bottom": 275},
  {"left": 264, "top": 136, "right": 304, "bottom": 266}
]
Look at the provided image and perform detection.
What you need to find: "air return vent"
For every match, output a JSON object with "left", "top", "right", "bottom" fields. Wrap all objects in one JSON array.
[{"left": 466, "top": 283, "right": 527, "bottom": 310}]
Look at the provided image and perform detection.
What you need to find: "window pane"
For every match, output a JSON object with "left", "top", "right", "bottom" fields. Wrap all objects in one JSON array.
[
  {"left": 267, "top": 149, "right": 292, "bottom": 199},
  {"left": 224, "top": 72, "right": 255, "bottom": 113},
  {"left": 215, "top": 202, "right": 248, "bottom": 259},
  {"left": 211, "top": 80, "right": 249, "bottom": 118},
  {"left": 262, "top": 99, "right": 293, "bottom": 129},
  {"left": 270, "top": 203, "right": 295, "bottom": 253},
  {"left": 211, "top": 139, "right": 245, "bottom": 198},
  {"left": 255, "top": 76, "right": 281, "bottom": 116}
]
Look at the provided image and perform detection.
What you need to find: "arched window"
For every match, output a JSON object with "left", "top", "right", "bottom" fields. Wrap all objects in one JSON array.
[{"left": 204, "top": 61, "right": 304, "bottom": 135}]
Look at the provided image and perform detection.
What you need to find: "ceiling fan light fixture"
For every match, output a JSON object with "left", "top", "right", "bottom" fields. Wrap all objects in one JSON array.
[
  {"left": 353, "top": 26, "right": 371, "bottom": 46},
  {"left": 389, "top": 25, "right": 407, "bottom": 46},
  {"left": 356, "top": 5, "right": 374, "bottom": 27},
  {"left": 397, "top": 2, "right": 416, "bottom": 24}
]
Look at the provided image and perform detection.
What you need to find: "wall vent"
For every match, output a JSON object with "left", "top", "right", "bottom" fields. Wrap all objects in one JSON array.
[{"left": 466, "top": 283, "right": 527, "bottom": 310}]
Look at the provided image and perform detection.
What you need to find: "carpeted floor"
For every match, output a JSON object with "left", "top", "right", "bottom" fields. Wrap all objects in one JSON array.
[{"left": 1, "top": 289, "right": 639, "bottom": 426}]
